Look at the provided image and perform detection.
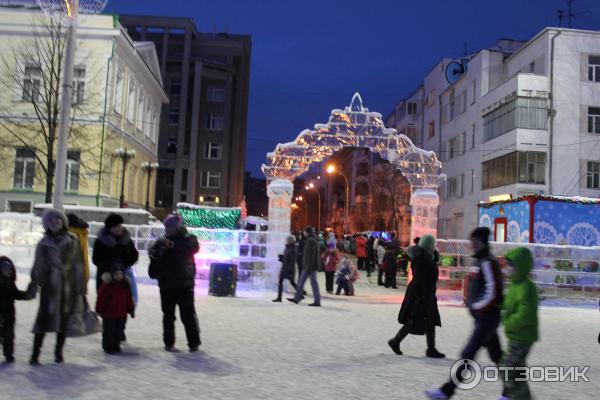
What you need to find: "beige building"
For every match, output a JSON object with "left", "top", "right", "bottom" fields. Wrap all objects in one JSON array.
[{"left": 0, "top": 4, "right": 168, "bottom": 212}]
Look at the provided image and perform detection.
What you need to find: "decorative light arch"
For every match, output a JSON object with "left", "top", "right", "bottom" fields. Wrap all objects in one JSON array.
[{"left": 262, "top": 93, "right": 445, "bottom": 273}]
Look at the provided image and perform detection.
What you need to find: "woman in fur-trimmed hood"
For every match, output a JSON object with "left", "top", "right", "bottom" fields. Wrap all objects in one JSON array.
[
  {"left": 92, "top": 213, "right": 139, "bottom": 292},
  {"left": 28, "top": 208, "right": 84, "bottom": 365}
]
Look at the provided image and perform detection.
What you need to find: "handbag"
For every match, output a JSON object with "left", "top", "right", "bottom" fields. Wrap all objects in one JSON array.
[{"left": 66, "top": 295, "right": 101, "bottom": 337}]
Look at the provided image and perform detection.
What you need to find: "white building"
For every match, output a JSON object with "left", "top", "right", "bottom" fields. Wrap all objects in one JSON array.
[{"left": 388, "top": 28, "right": 600, "bottom": 239}]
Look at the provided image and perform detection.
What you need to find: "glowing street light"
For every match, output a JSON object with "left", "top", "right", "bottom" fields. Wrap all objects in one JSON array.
[
  {"left": 326, "top": 164, "right": 350, "bottom": 233},
  {"left": 304, "top": 182, "right": 321, "bottom": 232}
]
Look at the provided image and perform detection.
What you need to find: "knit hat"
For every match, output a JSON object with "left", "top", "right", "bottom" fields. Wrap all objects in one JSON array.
[
  {"left": 163, "top": 214, "right": 183, "bottom": 229},
  {"left": 67, "top": 213, "right": 89, "bottom": 229},
  {"left": 470, "top": 227, "right": 491, "bottom": 245},
  {"left": 42, "top": 208, "right": 69, "bottom": 232},
  {"left": 104, "top": 213, "right": 124, "bottom": 230}
]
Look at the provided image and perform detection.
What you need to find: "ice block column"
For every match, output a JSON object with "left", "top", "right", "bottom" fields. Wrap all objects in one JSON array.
[
  {"left": 266, "top": 179, "right": 294, "bottom": 284},
  {"left": 410, "top": 188, "right": 440, "bottom": 242}
]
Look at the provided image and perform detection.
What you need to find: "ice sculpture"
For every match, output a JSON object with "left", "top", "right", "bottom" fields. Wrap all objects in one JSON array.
[{"left": 264, "top": 93, "right": 444, "bottom": 258}]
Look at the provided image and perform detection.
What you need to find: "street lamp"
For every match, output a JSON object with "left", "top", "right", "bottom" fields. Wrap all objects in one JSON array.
[
  {"left": 326, "top": 164, "right": 350, "bottom": 233},
  {"left": 115, "top": 148, "right": 136, "bottom": 208},
  {"left": 305, "top": 183, "right": 321, "bottom": 233},
  {"left": 141, "top": 161, "right": 159, "bottom": 211},
  {"left": 38, "top": 0, "right": 108, "bottom": 209}
]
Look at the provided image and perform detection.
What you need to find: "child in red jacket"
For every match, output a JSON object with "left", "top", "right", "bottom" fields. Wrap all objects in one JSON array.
[{"left": 96, "top": 264, "right": 134, "bottom": 354}]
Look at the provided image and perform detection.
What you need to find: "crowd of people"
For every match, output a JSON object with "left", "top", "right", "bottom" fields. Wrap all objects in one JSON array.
[
  {"left": 1, "top": 213, "right": 544, "bottom": 399},
  {"left": 0, "top": 208, "right": 201, "bottom": 365}
]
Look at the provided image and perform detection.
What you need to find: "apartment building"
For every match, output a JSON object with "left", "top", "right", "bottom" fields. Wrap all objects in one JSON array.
[
  {"left": 0, "top": 4, "right": 167, "bottom": 212},
  {"left": 388, "top": 28, "right": 600, "bottom": 239},
  {"left": 120, "top": 15, "right": 251, "bottom": 210}
]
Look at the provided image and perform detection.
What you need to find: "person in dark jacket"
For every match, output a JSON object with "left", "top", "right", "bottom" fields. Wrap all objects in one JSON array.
[
  {"left": 426, "top": 227, "right": 504, "bottom": 400},
  {"left": 149, "top": 214, "right": 201, "bottom": 352},
  {"left": 388, "top": 235, "right": 444, "bottom": 358},
  {"left": 96, "top": 263, "right": 135, "bottom": 354},
  {"left": 366, "top": 235, "right": 376, "bottom": 281},
  {"left": 382, "top": 246, "right": 398, "bottom": 289},
  {"left": 0, "top": 256, "right": 31, "bottom": 363},
  {"left": 28, "top": 208, "right": 84, "bottom": 365},
  {"left": 288, "top": 226, "right": 321, "bottom": 307},
  {"left": 92, "top": 213, "right": 139, "bottom": 292},
  {"left": 273, "top": 235, "right": 301, "bottom": 302},
  {"left": 296, "top": 231, "right": 306, "bottom": 276}
]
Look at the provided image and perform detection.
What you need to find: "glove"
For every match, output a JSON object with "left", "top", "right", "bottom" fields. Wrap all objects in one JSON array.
[{"left": 130, "top": 310, "right": 135, "bottom": 319}]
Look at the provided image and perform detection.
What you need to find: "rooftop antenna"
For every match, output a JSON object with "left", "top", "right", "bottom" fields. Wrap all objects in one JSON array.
[
  {"left": 557, "top": 9, "right": 564, "bottom": 27},
  {"left": 558, "top": 0, "right": 590, "bottom": 29},
  {"left": 463, "top": 42, "right": 472, "bottom": 57}
]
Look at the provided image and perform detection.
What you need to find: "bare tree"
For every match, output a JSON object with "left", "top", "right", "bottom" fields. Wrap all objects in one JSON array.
[
  {"left": 370, "top": 162, "right": 409, "bottom": 235},
  {"left": 0, "top": 14, "right": 106, "bottom": 203}
]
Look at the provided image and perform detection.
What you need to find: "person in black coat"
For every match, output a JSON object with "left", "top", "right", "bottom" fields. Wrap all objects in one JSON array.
[
  {"left": 387, "top": 234, "right": 445, "bottom": 358},
  {"left": 0, "top": 257, "right": 30, "bottom": 363},
  {"left": 273, "top": 235, "right": 300, "bottom": 302},
  {"left": 149, "top": 214, "right": 201, "bottom": 352},
  {"left": 296, "top": 232, "right": 306, "bottom": 276},
  {"left": 92, "top": 213, "right": 139, "bottom": 292},
  {"left": 366, "top": 235, "right": 376, "bottom": 280}
]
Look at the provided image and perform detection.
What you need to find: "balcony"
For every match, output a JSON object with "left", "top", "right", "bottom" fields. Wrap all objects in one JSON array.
[{"left": 482, "top": 73, "right": 549, "bottom": 113}]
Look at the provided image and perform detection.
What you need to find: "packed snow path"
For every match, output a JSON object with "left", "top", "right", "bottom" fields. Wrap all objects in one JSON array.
[{"left": 1, "top": 273, "right": 598, "bottom": 400}]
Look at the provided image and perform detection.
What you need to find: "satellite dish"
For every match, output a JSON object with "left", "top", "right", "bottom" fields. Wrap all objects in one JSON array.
[{"left": 445, "top": 61, "right": 465, "bottom": 84}]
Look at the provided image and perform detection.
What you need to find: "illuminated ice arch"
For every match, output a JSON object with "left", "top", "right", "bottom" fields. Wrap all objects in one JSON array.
[{"left": 262, "top": 93, "right": 445, "bottom": 267}]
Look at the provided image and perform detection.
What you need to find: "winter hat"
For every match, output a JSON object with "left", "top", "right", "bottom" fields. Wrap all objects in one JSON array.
[
  {"left": 42, "top": 208, "right": 69, "bottom": 232},
  {"left": 286, "top": 235, "right": 296, "bottom": 245},
  {"left": 470, "top": 227, "right": 491, "bottom": 245},
  {"left": 163, "top": 214, "right": 183, "bottom": 229},
  {"left": 67, "top": 213, "right": 89, "bottom": 229},
  {"left": 304, "top": 226, "right": 315, "bottom": 236},
  {"left": 104, "top": 213, "right": 124, "bottom": 230},
  {"left": 418, "top": 234, "right": 436, "bottom": 252}
]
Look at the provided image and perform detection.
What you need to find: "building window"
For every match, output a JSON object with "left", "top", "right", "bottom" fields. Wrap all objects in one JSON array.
[
  {"left": 427, "top": 90, "right": 435, "bottom": 107},
  {"left": 137, "top": 90, "right": 145, "bottom": 132},
  {"left": 73, "top": 66, "right": 85, "bottom": 104},
  {"left": 208, "top": 84, "right": 225, "bottom": 102},
  {"left": 65, "top": 150, "right": 80, "bottom": 193},
  {"left": 406, "top": 126, "right": 418, "bottom": 143},
  {"left": 588, "top": 56, "right": 600, "bottom": 82},
  {"left": 170, "top": 78, "right": 181, "bottom": 96},
  {"left": 356, "top": 181, "right": 369, "bottom": 195},
  {"left": 114, "top": 66, "right": 124, "bottom": 114},
  {"left": 167, "top": 138, "right": 177, "bottom": 154},
  {"left": 471, "top": 124, "right": 476, "bottom": 149},
  {"left": 127, "top": 78, "right": 136, "bottom": 123},
  {"left": 169, "top": 107, "right": 179, "bottom": 126},
  {"left": 587, "top": 161, "right": 600, "bottom": 188},
  {"left": 13, "top": 147, "right": 35, "bottom": 189},
  {"left": 407, "top": 102, "right": 417, "bottom": 115},
  {"left": 445, "top": 132, "right": 466, "bottom": 161},
  {"left": 587, "top": 106, "right": 600, "bottom": 134},
  {"left": 201, "top": 171, "right": 220, "bottom": 188},
  {"left": 204, "top": 142, "right": 222, "bottom": 159},
  {"left": 428, "top": 120, "right": 435, "bottom": 138},
  {"left": 206, "top": 113, "right": 224, "bottom": 130},
  {"left": 6, "top": 200, "right": 32, "bottom": 213},
  {"left": 357, "top": 162, "right": 369, "bottom": 176},
  {"left": 22, "top": 65, "right": 41, "bottom": 102},
  {"left": 471, "top": 80, "right": 477, "bottom": 105},
  {"left": 482, "top": 151, "right": 546, "bottom": 190},
  {"left": 483, "top": 97, "right": 547, "bottom": 142},
  {"left": 470, "top": 169, "right": 474, "bottom": 194}
]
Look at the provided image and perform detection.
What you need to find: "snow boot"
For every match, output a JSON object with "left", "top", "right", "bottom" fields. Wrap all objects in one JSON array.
[
  {"left": 55, "top": 333, "right": 66, "bottom": 363},
  {"left": 387, "top": 339, "right": 402, "bottom": 355},
  {"left": 426, "top": 348, "right": 446, "bottom": 358},
  {"left": 30, "top": 333, "right": 44, "bottom": 366},
  {"left": 287, "top": 298, "right": 299, "bottom": 304},
  {"left": 272, "top": 298, "right": 282, "bottom": 302}
]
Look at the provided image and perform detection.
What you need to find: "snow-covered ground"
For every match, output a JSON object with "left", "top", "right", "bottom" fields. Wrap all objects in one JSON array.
[{"left": 1, "top": 262, "right": 599, "bottom": 399}]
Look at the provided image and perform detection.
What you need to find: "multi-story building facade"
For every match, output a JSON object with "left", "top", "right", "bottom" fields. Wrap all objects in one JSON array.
[
  {"left": 120, "top": 15, "right": 251, "bottom": 211},
  {"left": 389, "top": 28, "right": 600, "bottom": 239},
  {"left": 0, "top": 4, "right": 167, "bottom": 212}
]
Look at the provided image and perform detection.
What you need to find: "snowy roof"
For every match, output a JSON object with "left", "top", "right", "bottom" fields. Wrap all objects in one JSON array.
[{"left": 479, "top": 194, "right": 600, "bottom": 207}]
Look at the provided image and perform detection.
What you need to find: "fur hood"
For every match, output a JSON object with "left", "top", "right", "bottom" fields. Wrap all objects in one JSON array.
[
  {"left": 0, "top": 256, "right": 16, "bottom": 282},
  {"left": 96, "top": 228, "right": 133, "bottom": 248},
  {"left": 42, "top": 208, "right": 69, "bottom": 233},
  {"left": 100, "top": 271, "right": 132, "bottom": 286}
]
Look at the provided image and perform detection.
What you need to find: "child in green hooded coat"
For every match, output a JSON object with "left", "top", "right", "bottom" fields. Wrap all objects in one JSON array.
[{"left": 499, "top": 247, "right": 539, "bottom": 400}]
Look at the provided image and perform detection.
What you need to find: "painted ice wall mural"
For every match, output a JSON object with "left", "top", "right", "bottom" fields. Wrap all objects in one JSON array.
[
  {"left": 478, "top": 200, "right": 530, "bottom": 243},
  {"left": 534, "top": 200, "right": 600, "bottom": 246}
]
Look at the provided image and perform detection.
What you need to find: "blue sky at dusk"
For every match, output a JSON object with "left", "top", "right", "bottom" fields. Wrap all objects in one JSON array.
[{"left": 107, "top": 0, "right": 600, "bottom": 177}]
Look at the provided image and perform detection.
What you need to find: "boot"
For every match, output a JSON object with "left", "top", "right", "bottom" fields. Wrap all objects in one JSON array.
[
  {"left": 425, "top": 327, "right": 445, "bottom": 358},
  {"left": 30, "top": 333, "right": 44, "bottom": 366},
  {"left": 426, "top": 348, "right": 446, "bottom": 358},
  {"left": 272, "top": 298, "right": 282, "bottom": 302},
  {"left": 387, "top": 339, "right": 402, "bottom": 355},
  {"left": 55, "top": 333, "right": 66, "bottom": 363}
]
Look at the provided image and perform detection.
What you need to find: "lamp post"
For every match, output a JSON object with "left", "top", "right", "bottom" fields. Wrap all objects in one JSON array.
[
  {"left": 115, "top": 148, "right": 135, "bottom": 208},
  {"left": 141, "top": 161, "right": 159, "bottom": 210},
  {"left": 295, "top": 196, "right": 307, "bottom": 227},
  {"left": 326, "top": 164, "right": 350, "bottom": 233},
  {"left": 305, "top": 182, "right": 321, "bottom": 233},
  {"left": 38, "top": 0, "right": 108, "bottom": 209}
]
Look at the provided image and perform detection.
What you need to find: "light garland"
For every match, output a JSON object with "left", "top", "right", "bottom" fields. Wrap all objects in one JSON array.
[{"left": 177, "top": 204, "right": 241, "bottom": 230}]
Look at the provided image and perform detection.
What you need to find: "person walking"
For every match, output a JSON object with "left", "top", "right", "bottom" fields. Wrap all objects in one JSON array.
[
  {"left": 296, "top": 231, "right": 306, "bottom": 277},
  {"left": 387, "top": 234, "right": 444, "bottom": 358},
  {"left": 498, "top": 247, "right": 539, "bottom": 400},
  {"left": 366, "top": 235, "right": 376, "bottom": 282},
  {"left": 273, "top": 235, "right": 301, "bottom": 302},
  {"left": 288, "top": 226, "right": 321, "bottom": 307},
  {"left": 426, "top": 227, "right": 504, "bottom": 399},
  {"left": 382, "top": 245, "right": 398, "bottom": 289},
  {"left": 28, "top": 209, "right": 84, "bottom": 365},
  {"left": 377, "top": 242, "right": 386, "bottom": 286},
  {"left": 149, "top": 214, "right": 201, "bottom": 352},
  {"left": 355, "top": 234, "right": 367, "bottom": 271}
]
